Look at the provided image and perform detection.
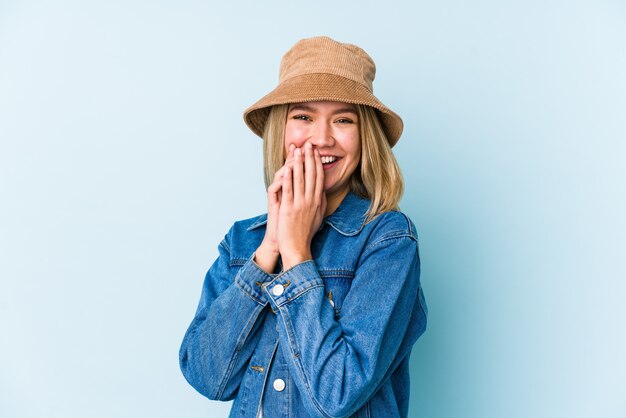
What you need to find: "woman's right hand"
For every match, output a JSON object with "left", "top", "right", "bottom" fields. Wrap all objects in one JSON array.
[{"left": 254, "top": 144, "right": 296, "bottom": 273}]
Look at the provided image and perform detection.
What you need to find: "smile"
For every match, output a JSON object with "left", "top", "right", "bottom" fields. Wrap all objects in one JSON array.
[{"left": 321, "top": 156, "right": 339, "bottom": 164}]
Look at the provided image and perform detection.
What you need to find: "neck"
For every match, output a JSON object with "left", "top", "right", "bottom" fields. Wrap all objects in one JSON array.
[{"left": 324, "top": 188, "right": 350, "bottom": 218}]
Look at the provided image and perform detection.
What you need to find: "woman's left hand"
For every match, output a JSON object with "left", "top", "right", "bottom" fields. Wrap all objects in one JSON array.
[{"left": 277, "top": 142, "right": 326, "bottom": 270}]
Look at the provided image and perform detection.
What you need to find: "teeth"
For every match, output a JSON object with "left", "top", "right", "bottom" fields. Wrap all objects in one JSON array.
[{"left": 321, "top": 156, "right": 337, "bottom": 164}]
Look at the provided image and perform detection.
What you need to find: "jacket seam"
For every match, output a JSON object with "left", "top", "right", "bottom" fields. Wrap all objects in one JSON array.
[
  {"left": 216, "top": 303, "right": 265, "bottom": 399},
  {"left": 277, "top": 284, "right": 325, "bottom": 308},
  {"left": 317, "top": 269, "right": 354, "bottom": 278},
  {"left": 236, "top": 284, "right": 266, "bottom": 305},
  {"left": 271, "top": 259, "right": 315, "bottom": 280},
  {"left": 230, "top": 258, "right": 248, "bottom": 266},
  {"left": 220, "top": 239, "right": 231, "bottom": 253},
  {"left": 363, "top": 232, "right": 416, "bottom": 253},
  {"left": 278, "top": 307, "right": 334, "bottom": 418}
]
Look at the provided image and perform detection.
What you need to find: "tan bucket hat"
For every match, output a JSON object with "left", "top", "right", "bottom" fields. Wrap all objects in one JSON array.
[{"left": 243, "top": 36, "right": 404, "bottom": 147}]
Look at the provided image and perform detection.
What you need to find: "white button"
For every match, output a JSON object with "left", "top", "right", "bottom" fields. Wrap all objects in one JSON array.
[
  {"left": 329, "top": 299, "right": 335, "bottom": 308},
  {"left": 273, "top": 378, "right": 286, "bottom": 392},
  {"left": 271, "top": 284, "right": 284, "bottom": 296}
]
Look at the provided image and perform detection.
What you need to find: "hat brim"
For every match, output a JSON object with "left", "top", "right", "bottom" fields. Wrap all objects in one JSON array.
[{"left": 243, "top": 73, "right": 403, "bottom": 147}]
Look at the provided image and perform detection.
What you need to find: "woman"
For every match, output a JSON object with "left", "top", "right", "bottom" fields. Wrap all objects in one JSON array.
[{"left": 179, "top": 36, "right": 427, "bottom": 418}]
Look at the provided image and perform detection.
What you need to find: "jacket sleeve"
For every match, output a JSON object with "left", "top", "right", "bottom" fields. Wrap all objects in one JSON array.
[
  {"left": 179, "top": 226, "right": 273, "bottom": 401},
  {"left": 263, "top": 226, "right": 427, "bottom": 418}
]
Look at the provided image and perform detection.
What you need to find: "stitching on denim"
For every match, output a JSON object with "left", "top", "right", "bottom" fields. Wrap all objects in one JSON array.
[
  {"left": 235, "top": 282, "right": 265, "bottom": 305},
  {"left": 216, "top": 303, "right": 264, "bottom": 399},
  {"left": 362, "top": 233, "right": 416, "bottom": 254},
  {"left": 318, "top": 269, "right": 354, "bottom": 278},
  {"left": 229, "top": 258, "right": 247, "bottom": 267},
  {"left": 272, "top": 259, "right": 316, "bottom": 280},
  {"left": 219, "top": 238, "right": 231, "bottom": 253},
  {"left": 287, "top": 364, "right": 292, "bottom": 417},
  {"left": 278, "top": 284, "right": 325, "bottom": 307},
  {"left": 326, "top": 221, "right": 364, "bottom": 237},
  {"left": 246, "top": 217, "right": 268, "bottom": 231},
  {"left": 278, "top": 306, "right": 300, "bottom": 362},
  {"left": 397, "top": 211, "right": 416, "bottom": 238},
  {"left": 255, "top": 340, "right": 279, "bottom": 418},
  {"left": 276, "top": 308, "right": 332, "bottom": 418}
]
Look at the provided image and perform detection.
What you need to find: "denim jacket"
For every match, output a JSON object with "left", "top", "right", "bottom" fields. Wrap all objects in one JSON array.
[{"left": 179, "top": 192, "right": 427, "bottom": 418}]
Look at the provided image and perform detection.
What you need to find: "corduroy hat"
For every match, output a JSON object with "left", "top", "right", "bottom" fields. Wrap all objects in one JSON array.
[{"left": 243, "top": 36, "right": 404, "bottom": 147}]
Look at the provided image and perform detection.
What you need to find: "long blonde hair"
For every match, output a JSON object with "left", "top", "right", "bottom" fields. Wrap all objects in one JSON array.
[{"left": 262, "top": 103, "right": 403, "bottom": 223}]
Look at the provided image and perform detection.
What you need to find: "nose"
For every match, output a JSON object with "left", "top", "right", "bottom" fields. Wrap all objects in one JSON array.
[{"left": 309, "top": 120, "right": 335, "bottom": 148}]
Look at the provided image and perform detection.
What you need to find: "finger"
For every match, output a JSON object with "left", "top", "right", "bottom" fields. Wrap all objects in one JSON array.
[
  {"left": 268, "top": 185, "right": 279, "bottom": 206},
  {"left": 292, "top": 147, "right": 304, "bottom": 205},
  {"left": 304, "top": 143, "right": 316, "bottom": 200},
  {"left": 314, "top": 148, "right": 325, "bottom": 200},
  {"left": 268, "top": 173, "right": 283, "bottom": 207},
  {"left": 284, "top": 143, "right": 296, "bottom": 167},
  {"left": 284, "top": 143, "right": 295, "bottom": 159},
  {"left": 268, "top": 178, "right": 282, "bottom": 195},
  {"left": 282, "top": 165, "right": 293, "bottom": 204},
  {"left": 274, "top": 146, "right": 296, "bottom": 184},
  {"left": 271, "top": 166, "right": 285, "bottom": 188},
  {"left": 273, "top": 145, "right": 296, "bottom": 178},
  {"left": 272, "top": 148, "right": 295, "bottom": 184}
]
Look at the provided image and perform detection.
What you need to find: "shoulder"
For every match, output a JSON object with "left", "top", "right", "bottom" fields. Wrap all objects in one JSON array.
[
  {"left": 228, "top": 213, "right": 268, "bottom": 236},
  {"left": 353, "top": 209, "right": 420, "bottom": 268},
  {"left": 220, "top": 213, "right": 267, "bottom": 254},
  {"left": 364, "top": 209, "right": 418, "bottom": 242}
]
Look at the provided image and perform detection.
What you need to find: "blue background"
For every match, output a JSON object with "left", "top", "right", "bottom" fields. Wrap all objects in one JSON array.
[{"left": 1, "top": 1, "right": 624, "bottom": 417}]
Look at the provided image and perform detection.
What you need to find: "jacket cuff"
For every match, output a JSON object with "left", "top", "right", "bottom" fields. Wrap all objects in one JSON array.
[
  {"left": 235, "top": 255, "right": 274, "bottom": 305},
  {"left": 264, "top": 260, "right": 324, "bottom": 309}
]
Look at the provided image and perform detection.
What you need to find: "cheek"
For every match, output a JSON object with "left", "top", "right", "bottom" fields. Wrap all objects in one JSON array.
[
  {"left": 284, "top": 122, "right": 307, "bottom": 148},
  {"left": 347, "top": 136, "right": 361, "bottom": 164}
]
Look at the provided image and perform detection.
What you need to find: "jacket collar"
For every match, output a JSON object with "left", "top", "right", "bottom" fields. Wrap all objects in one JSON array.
[
  {"left": 247, "top": 192, "right": 370, "bottom": 236},
  {"left": 323, "top": 191, "right": 370, "bottom": 236}
]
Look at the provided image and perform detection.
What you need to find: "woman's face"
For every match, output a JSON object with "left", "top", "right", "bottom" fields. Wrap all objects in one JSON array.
[{"left": 284, "top": 101, "right": 361, "bottom": 201}]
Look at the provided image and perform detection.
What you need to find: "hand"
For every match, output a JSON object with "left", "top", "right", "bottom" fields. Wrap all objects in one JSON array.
[
  {"left": 254, "top": 144, "right": 296, "bottom": 273},
  {"left": 277, "top": 142, "right": 326, "bottom": 270}
]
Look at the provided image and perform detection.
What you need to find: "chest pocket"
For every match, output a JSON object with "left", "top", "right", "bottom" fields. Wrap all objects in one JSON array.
[{"left": 319, "top": 269, "right": 354, "bottom": 318}]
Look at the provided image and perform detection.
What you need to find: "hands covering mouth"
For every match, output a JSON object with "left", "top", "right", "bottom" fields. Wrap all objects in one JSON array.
[{"left": 255, "top": 143, "right": 327, "bottom": 273}]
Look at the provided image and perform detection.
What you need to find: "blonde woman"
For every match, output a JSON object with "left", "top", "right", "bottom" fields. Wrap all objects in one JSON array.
[{"left": 180, "top": 36, "right": 427, "bottom": 418}]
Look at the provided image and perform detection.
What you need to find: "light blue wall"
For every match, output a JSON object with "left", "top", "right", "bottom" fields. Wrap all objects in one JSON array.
[{"left": 1, "top": 1, "right": 624, "bottom": 417}]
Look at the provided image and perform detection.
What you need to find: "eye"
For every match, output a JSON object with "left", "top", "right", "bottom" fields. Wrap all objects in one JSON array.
[
  {"left": 292, "top": 114, "right": 311, "bottom": 121},
  {"left": 335, "top": 117, "right": 355, "bottom": 124}
]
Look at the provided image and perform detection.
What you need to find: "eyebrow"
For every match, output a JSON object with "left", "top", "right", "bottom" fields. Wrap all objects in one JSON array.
[{"left": 288, "top": 104, "right": 358, "bottom": 115}]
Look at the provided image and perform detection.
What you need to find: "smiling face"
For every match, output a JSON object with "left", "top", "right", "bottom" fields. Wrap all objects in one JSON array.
[{"left": 284, "top": 101, "right": 361, "bottom": 209}]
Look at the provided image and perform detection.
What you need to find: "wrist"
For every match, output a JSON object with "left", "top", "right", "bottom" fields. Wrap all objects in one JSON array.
[
  {"left": 281, "top": 250, "right": 312, "bottom": 271},
  {"left": 254, "top": 242, "right": 280, "bottom": 274},
  {"left": 258, "top": 238, "right": 279, "bottom": 256}
]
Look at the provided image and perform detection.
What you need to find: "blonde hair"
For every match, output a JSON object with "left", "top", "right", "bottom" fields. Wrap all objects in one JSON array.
[{"left": 262, "top": 103, "right": 403, "bottom": 223}]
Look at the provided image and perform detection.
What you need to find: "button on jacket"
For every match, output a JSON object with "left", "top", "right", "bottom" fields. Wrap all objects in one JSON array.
[{"left": 179, "top": 192, "right": 428, "bottom": 418}]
